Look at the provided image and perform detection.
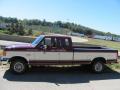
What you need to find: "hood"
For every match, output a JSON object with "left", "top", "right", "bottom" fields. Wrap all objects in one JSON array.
[{"left": 5, "top": 43, "right": 34, "bottom": 50}]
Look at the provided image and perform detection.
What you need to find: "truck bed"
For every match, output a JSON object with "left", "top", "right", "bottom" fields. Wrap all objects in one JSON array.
[{"left": 73, "top": 45, "right": 117, "bottom": 52}]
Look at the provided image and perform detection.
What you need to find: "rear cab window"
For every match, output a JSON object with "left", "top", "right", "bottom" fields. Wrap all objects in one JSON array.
[{"left": 62, "top": 37, "right": 72, "bottom": 50}]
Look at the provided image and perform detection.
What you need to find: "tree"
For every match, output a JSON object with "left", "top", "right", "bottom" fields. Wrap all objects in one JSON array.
[
  {"left": 27, "top": 29, "right": 33, "bottom": 35},
  {"left": 106, "top": 32, "right": 111, "bottom": 36},
  {"left": 42, "top": 19, "right": 47, "bottom": 26},
  {"left": 8, "top": 22, "right": 25, "bottom": 35},
  {"left": 8, "top": 23, "right": 15, "bottom": 34},
  {"left": 17, "top": 23, "right": 25, "bottom": 35},
  {"left": 85, "top": 29, "right": 93, "bottom": 36}
]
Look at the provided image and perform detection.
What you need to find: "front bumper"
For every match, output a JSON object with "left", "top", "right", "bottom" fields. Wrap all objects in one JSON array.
[{"left": 0, "top": 57, "right": 9, "bottom": 65}]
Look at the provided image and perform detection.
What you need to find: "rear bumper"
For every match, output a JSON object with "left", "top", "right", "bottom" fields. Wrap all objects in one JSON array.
[{"left": 106, "top": 59, "right": 118, "bottom": 64}]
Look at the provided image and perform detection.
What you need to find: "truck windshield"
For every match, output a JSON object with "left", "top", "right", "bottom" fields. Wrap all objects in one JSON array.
[{"left": 32, "top": 35, "right": 44, "bottom": 46}]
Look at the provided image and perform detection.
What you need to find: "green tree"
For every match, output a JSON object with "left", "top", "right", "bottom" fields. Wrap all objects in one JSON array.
[
  {"left": 17, "top": 23, "right": 25, "bottom": 35},
  {"left": 8, "top": 23, "right": 15, "bottom": 34},
  {"left": 42, "top": 19, "right": 47, "bottom": 26},
  {"left": 106, "top": 32, "right": 111, "bottom": 36},
  {"left": 27, "top": 29, "right": 33, "bottom": 35},
  {"left": 85, "top": 29, "right": 93, "bottom": 36}
]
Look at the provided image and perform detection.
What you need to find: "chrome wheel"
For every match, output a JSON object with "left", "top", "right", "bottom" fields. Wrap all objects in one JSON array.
[
  {"left": 94, "top": 62, "right": 103, "bottom": 72},
  {"left": 14, "top": 62, "right": 24, "bottom": 73},
  {"left": 92, "top": 61, "right": 104, "bottom": 73}
]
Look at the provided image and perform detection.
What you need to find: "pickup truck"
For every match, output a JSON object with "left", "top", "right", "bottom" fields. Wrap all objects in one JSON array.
[{"left": 0, "top": 35, "right": 118, "bottom": 74}]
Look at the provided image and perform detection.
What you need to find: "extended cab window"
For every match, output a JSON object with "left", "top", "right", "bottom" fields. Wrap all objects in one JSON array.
[
  {"left": 65, "top": 38, "right": 70, "bottom": 47},
  {"left": 62, "top": 38, "right": 72, "bottom": 50},
  {"left": 63, "top": 38, "right": 70, "bottom": 47},
  {"left": 51, "top": 38, "right": 57, "bottom": 47}
]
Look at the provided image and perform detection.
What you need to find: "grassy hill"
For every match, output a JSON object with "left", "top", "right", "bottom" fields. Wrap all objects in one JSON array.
[
  {"left": 84, "top": 38, "right": 120, "bottom": 51},
  {"left": 1, "top": 16, "right": 120, "bottom": 37},
  {"left": 25, "top": 25, "right": 70, "bottom": 35}
]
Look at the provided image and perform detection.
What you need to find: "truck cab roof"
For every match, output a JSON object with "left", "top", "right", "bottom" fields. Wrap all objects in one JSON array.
[{"left": 44, "top": 35, "right": 71, "bottom": 38}]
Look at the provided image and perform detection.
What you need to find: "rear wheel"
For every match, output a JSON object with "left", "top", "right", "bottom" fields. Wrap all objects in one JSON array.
[
  {"left": 92, "top": 61, "right": 104, "bottom": 73},
  {"left": 10, "top": 60, "right": 28, "bottom": 74}
]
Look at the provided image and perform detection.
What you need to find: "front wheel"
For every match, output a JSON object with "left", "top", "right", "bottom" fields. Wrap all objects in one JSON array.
[
  {"left": 10, "top": 60, "right": 28, "bottom": 74},
  {"left": 92, "top": 61, "right": 104, "bottom": 73}
]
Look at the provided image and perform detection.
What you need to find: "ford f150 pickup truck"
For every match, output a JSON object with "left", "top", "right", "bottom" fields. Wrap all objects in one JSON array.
[{"left": 0, "top": 35, "right": 118, "bottom": 74}]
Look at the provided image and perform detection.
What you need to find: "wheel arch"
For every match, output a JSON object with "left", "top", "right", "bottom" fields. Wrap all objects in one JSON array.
[
  {"left": 8, "top": 56, "right": 28, "bottom": 64},
  {"left": 92, "top": 57, "right": 106, "bottom": 64}
]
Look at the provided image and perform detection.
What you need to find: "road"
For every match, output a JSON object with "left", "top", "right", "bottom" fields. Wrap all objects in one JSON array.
[
  {"left": 0, "top": 65, "right": 120, "bottom": 90},
  {"left": 0, "top": 40, "right": 28, "bottom": 46}
]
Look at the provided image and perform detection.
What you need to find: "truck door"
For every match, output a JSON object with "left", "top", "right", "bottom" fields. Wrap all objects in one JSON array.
[
  {"left": 34, "top": 37, "right": 59, "bottom": 64},
  {"left": 59, "top": 38, "right": 73, "bottom": 64}
]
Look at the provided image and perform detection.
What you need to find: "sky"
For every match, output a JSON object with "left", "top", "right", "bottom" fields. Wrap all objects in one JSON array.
[{"left": 0, "top": 0, "right": 120, "bottom": 35}]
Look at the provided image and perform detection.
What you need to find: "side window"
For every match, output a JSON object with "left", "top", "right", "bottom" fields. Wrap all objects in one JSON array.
[
  {"left": 65, "top": 38, "right": 70, "bottom": 47},
  {"left": 45, "top": 38, "right": 51, "bottom": 46},
  {"left": 51, "top": 38, "right": 57, "bottom": 47}
]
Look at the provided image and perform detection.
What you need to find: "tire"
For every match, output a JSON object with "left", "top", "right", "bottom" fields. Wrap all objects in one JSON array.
[
  {"left": 92, "top": 61, "right": 104, "bottom": 73},
  {"left": 10, "top": 60, "right": 28, "bottom": 74}
]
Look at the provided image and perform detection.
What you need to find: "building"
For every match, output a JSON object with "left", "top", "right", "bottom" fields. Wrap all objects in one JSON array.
[{"left": 93, "top": 35, "right": 120, "bottom": 42}]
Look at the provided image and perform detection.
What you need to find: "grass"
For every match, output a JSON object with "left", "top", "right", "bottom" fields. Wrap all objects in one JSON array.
[
  {"left": 107, "top": 59, "right": 120, "bottom": 70},
  {"left": 84, "top": 38, "right": 120, "bottom": 51},
  {"left": 0, "top": 30, "right": 9, "bottom": 34}
]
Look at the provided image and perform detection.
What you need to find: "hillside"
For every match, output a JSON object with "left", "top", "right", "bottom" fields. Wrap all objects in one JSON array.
[
  {"left": 0, "top": 16, "right": 119, "bottom": 37},
  {"left": 25, "top": 25, "right": 70, "bottom": 35}
]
